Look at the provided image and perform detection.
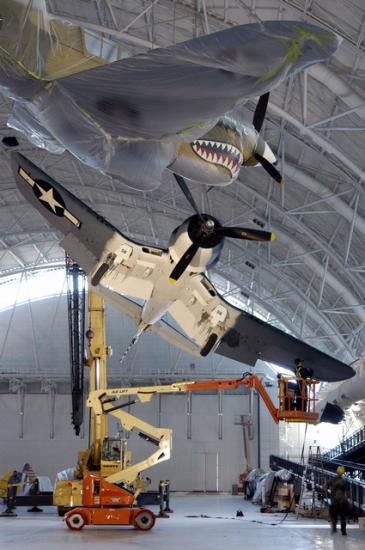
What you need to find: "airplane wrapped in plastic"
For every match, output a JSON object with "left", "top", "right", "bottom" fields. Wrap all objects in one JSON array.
[{"left": 0, "top": 0, "right": 341, "bottom": 190}]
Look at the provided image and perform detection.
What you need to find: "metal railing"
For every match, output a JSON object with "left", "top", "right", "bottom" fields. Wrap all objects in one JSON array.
[
  {"left": 323, "top": 425, "right": 365, "bottom": 460},
  {"left": 270, "top": 454, "right": 365, "bottom": 516},
  {"left": 309, "top": 456, "right": 365, "bottom": 482}
]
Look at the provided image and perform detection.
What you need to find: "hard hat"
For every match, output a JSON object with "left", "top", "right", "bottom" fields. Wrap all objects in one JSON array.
[{"left": 336, "top": 466, "right": 345, "bottom": 475}]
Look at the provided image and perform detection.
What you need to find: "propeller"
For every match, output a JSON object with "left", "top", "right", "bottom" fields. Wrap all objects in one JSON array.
[
  {"left": 169, "top": 213, "right": 275, "bottom": 282},
  {"left": 251, "top": 93, "right": 283, "bottom": 184},
  {"left": 252, "top": 92, "right": 270, "bottom": 133},
  {"left": 214, "top": 226, "right": 276, "bottom": 241},
  {"left": 253, "top": 153, "right": 283, "bottom": 184}
]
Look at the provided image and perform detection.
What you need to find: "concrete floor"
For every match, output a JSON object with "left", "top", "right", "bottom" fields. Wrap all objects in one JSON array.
[{"left": 0, "top": 495, "right": 363, "bottom": 550}]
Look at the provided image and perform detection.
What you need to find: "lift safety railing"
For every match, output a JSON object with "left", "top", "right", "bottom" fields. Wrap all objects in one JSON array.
[
  {"left": 270, "top": 454, "right": 365, "bottom": 516},
  {"left": 323, "top": 425, "right": 365, "bottom": 460}
]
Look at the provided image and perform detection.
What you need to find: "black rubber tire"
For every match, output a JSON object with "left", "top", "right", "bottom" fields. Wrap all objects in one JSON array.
[
  {"left": 133, "top": 509, "right": 156, "bottom": 531},
  {"left": 200, "top": 333, "right": 219, "bottom": 356},
  {"left": 65, "top": 511, "right": 86, "bottom": 531},
  {"left": 91, "top": 262, "right": 109, "bottom": 286}
]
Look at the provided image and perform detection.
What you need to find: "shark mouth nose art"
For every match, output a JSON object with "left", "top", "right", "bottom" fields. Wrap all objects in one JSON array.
[{"left": 191, "top": 140, "right": 243, "bottom": 177}]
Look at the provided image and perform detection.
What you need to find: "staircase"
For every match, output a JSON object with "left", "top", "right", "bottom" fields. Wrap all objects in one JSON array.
[
  {"left": 270, "top": 454, "right": 365, "bottom": 517},
  {"left": 323, "top": 425, "right": 365, "bottom": 462}
]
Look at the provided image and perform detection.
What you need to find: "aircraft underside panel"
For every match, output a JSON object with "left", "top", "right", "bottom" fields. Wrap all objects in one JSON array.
[{"left": 216, "top": 312, "right": 355, "bottom": 382}]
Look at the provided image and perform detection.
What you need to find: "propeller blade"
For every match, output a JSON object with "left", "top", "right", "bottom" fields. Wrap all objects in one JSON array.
[
  {"left": 169, "top": 242, "right": 200, "bottom": 282},
  {"left": 252, "top": 92, "right": 270, "bottom": 132},
  {"left": 215, "top": 226, "right": 275, "bottom": 241},
  {"left": 174, "top": 174, "right": 204, "bottom": 220},
  {"left": 254, "top": 153, "right": 283, "bottom": 184}
]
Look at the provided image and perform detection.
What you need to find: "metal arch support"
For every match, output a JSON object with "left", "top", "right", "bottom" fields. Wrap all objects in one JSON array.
[
  {"left": 197, "top": 0, "right": 211, "bottom": 35},
  {"left": 49, "top": 14, "right": 159, "bottom": 50},
  {"left": 120, "top": 0, "right": 161, "bottom": 34},
  {"left": 344, "top": 190, "right": 360, "bottom": 265},
  {"left": 268, "top": 103, "right": 365, "bottom": 184},
  {"left": 284, "top": 162, "right": 365, "bottom": 238},
  {"left": 241, "top": 184, "right": 365, "bottom": 321}
]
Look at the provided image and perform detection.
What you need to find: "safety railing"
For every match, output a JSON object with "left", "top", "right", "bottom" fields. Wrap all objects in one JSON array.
[
  {"left": 277, "top": 376, "right": 319, "bottom": 424},
  {"left": 270, "top": 454, "right": 365, "bottom": 516},
  {"left": 309, "top": 456, "right": 365, "bottom": 482},
  {"left": 323, "top": 425, "right": 365, "bottom": 460}
]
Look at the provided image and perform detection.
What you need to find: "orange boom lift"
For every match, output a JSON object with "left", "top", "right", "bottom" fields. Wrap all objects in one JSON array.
[{"left": 64, "top": 370, "right": 318, "bottom": 531}]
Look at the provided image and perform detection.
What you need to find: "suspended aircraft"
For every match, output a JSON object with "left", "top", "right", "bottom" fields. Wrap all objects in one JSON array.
[
  {"left": 12, "top": 153, "right": 355, "bottom": 400},
  {"left": 1, "top": 1, "right": 341, "bottom": 191}
]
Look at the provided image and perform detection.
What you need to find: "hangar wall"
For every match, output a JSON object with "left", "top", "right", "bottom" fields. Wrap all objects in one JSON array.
[{"left": 0, "top": 391, "right": 279, "bottom": 491}]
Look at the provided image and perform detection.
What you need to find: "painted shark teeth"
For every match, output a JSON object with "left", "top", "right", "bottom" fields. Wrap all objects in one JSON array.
[{"left": 191, "top": 140, "right": 243, "bottom": 177}]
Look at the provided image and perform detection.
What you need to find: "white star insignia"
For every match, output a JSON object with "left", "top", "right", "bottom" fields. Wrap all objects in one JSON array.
[{"left": 36, "top": 184, "right": 64, "bottom": 213}]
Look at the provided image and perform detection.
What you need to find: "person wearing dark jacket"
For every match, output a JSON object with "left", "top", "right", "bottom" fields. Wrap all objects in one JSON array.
[
  {"left": 294, "top": 358, "right": 314, "bottom": 412},
  {"left": 326, "top": 466, "right": 349, "bottom": 535}
]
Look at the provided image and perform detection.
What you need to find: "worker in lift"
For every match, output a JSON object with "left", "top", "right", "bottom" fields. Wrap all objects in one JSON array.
[{"left": 294, "top": 359, "right": 314, "bottom": 412}]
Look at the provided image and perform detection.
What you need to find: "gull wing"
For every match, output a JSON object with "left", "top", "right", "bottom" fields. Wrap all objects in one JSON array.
[
  {"left": 12, "top": 153, "right": 203, "bottom": 357},
  {"left": 59, "top": 21, "right": 339, "bottom": 141},
  {"left": 11, "top": 152, "right": 167, "bottom": 301},
  {"left": 167, "top": 273, "right": 355, "bottom": 382}
]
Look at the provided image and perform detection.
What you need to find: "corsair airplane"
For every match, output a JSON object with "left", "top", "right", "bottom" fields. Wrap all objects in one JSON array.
[{"left": 12, "top": 153, "right": 355, "bottom": 393}]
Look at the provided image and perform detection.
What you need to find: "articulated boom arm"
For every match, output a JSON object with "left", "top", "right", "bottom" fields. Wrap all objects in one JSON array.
[
  {"left": 87, "top": 374, "right": 318, "bottom": 486},
  {"left": 183, "top": 375, "right": 279, "bottom": 422}
]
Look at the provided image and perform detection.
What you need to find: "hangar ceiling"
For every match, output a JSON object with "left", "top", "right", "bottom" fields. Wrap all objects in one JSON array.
[{"left": 0, "top": 0, "right": 364, "bottom": 369}]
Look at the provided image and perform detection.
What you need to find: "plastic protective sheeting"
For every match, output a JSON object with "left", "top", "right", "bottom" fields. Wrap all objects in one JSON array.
[
  {"left": 0, "top": 1, "right": 341, "bottom": 189},
  {"left": 245, "top": 467, "right": 265, "bottom": 498},
  {"left": 55, "top": 467, "right": 75, "bottom": 482},
  {"left": 252, "top": 471, "right": 275, "bottom": 504},
  {"left": 274, "top": 468, "right": 293, "bottom": 482},
  {"left": 21, "top": 476, "right": 53, "bottom": 494}
]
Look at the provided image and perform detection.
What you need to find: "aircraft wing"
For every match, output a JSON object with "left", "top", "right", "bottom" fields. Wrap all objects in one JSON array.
[
  {"left": 167, "top": 273, "right": 355, "bottom": 382},
  {"left": 59, "top": 21, "right": 339, "bottom": 141},
  {"left": 215, "top": 308, "right": 355, "bottom": 382},
  {"left": 11, "top": 152, "right": 168, "bottom": 301},
  {"left": 12, "top": 152, "right": 202, "bottom": 357}
]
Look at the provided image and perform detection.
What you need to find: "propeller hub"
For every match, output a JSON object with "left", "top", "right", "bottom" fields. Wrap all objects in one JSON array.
[
  {"left": 204, "top": 219, "right": 215, "bottom": 232},
  {"left": 187, "top": 214, "right": 223, "bottom": 249}
]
